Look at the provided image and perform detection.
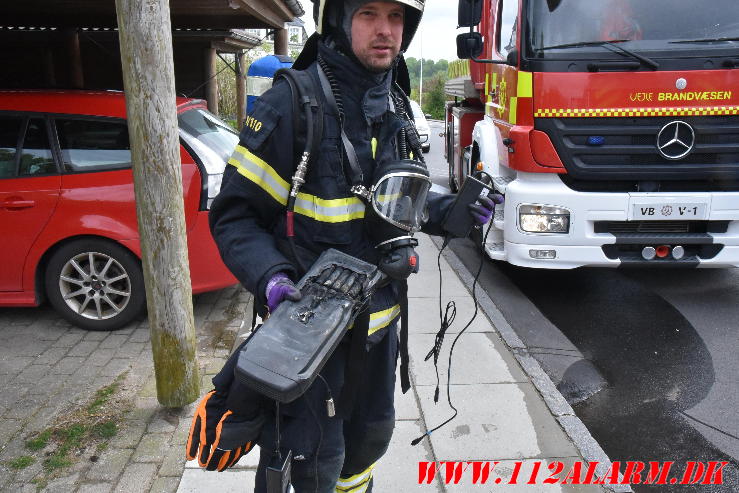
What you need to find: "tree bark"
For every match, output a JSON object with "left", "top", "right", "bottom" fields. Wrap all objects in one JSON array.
[{"left": 115, "top": 0, "right": 200, "bottom": 407}]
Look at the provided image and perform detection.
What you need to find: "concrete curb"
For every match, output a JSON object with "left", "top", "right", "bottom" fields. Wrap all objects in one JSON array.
[{"left": 430, "top": 235, "right": 633, "bottom": 493}]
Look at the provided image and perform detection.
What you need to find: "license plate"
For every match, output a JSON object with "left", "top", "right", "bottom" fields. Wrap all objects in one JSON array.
[{"left": 632, "top": 203, "right": 708, "bottom": 220}]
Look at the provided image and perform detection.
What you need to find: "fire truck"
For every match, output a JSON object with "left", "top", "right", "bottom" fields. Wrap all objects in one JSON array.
[{"left": 445, "top": 0, "right": 739, "bottom": 268}]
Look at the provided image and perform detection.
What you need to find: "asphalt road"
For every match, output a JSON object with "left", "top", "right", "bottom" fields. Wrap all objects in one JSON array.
[{"left": 424, "top": 120, "right": 739, "bottom": 492}]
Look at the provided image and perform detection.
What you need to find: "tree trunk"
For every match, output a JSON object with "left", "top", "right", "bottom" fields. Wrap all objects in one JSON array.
[{"left": 115, "top": 0, "right": 200, "bottom": 407}]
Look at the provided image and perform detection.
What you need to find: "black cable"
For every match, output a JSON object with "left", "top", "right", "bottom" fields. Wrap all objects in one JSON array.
[
  {"left": 412, "top": 222, "right": 493, "bottom": 446},
  {"left": 304, "top": 392, "right": 324, "bottom": 493},
  {"left": 317, "top": 56, "right": 344, "bottom": 123},
  {"left": 424, "top": 236, "right": 454, "bottom": 403}
]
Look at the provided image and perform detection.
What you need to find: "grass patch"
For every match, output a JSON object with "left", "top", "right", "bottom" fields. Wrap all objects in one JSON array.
[
  {"left": 19, "top": 373, "right": 130, "bottom": 486},
  {"left": 92, "top": 421, "right": 117, "bottom": 439},
  {"left": 25, "top": 430, "right": 52, "bottom": 451},
  {"left": 8, "top": 455, "right": 35, "bottom": 469},
  {"left": 87, "top": 381, "right": 121, "bottom": 414}
]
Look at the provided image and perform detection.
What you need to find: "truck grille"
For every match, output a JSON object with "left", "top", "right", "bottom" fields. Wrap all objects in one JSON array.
[
  {"left": 594, "top": 221, "right": 729, "bottom": 234},
  {"left": 535, "top": 116, "right": 739, "bottom": 190}
]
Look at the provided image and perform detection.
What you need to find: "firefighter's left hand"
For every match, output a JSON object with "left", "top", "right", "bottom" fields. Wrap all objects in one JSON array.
[
  {"left": 186, "top": 390, "right": 264, "bottom": 471},
  {"left": 469, "top": 194, "right": 504, "bottom": 226}
]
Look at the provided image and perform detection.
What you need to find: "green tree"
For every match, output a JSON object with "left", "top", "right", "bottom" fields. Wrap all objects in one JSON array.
[{"left": 422, "top": 73, "right": 448, "bottom": 120}]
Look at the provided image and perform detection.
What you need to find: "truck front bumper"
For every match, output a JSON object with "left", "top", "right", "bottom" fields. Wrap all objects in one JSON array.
[{"left": 499, "top": 173, "right": 739, "bottom": 269}]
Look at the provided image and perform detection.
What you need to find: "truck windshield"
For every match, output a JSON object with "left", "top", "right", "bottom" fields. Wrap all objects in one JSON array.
[{"left": 530, "top": 0, "right": 739, "bottom": 56}]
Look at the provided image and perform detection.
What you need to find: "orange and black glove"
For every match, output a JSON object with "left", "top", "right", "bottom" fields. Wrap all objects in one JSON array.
[{"left": 186, "top": 390, "right": 265, "bottom": 471}]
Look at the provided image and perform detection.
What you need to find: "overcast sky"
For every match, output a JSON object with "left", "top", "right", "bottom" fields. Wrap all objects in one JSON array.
[{"left": 299, "top": 2, "right": 460, "bottom": 62}]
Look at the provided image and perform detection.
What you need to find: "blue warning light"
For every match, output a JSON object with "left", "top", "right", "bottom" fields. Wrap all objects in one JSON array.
[{"left": 587, "top": 136, "right": 606, "bottom": 146}]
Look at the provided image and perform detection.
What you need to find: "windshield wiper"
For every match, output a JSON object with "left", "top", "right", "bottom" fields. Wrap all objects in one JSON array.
[
  {"left": 670, "top": 37, "right": 739, "bottom": 44},
  {"left": 539, "top": 40, "right": 659, "bottom": 70}
]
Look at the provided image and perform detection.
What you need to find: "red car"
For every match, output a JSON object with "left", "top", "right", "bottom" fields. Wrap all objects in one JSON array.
[{"left": 0, "top": 90, "right": 238, "bottom": 330}]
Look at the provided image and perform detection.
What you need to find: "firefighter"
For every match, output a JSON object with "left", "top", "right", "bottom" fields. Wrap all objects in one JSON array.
[{"left": 194, "top": 1, "right": 499, "bottom": 491}]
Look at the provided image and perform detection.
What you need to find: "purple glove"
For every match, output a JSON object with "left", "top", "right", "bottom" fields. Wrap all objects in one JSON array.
[
  {"left": 468, "top": 194, "right": 504, "bottom": 226},
  {"left": 265, "top": 273, "right": 302, "bottom": 313}
]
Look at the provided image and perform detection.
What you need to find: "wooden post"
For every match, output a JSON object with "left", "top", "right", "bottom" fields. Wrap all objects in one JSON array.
[
  {"left": 236, "top": 51, "right": 247, "bottom": 130},
  {"left": 115, "top": 0, "right": 200, "bottom": 407},
  {"left": 62, "top": 29, "right": 84, "bottom": 89},
  {"left": 205, "top": 47, "right": 219, "bottom": 115},
  {"left": 274, "top": 28, "right": 289, "bottom": 56}
]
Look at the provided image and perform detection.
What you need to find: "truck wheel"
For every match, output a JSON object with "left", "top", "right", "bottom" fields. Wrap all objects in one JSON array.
[{"left": 45, "top": 239, "right": 145, "bottom": 331}]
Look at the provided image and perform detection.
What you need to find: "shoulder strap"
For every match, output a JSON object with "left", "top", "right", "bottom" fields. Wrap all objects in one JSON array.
[{"left": 273, "top": 68, "right": 324, "bottom": 167}]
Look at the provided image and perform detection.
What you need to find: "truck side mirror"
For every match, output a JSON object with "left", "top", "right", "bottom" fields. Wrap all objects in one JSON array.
[
  {"left": 456, "top": 32, "right": 484, "bottom": 59},
  {"left": 506, "top": 49, "right": 519, "bottom": 66},
  {"left": 458, "top": 0, "right": 483, "bottom": 27}
]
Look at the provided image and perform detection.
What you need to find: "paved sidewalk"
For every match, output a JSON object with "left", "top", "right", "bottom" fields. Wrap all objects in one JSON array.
[
  {"left": 1, "top": 234, "right": 628, "bottom": 492},
  {"left": 177, "top": 235, "right": 628, "bottom": 493}
]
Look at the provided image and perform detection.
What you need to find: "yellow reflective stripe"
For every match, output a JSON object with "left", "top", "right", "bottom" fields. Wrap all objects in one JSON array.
[
  {"left": 371, "top": 137, "right": 378, "bottom": 159},
  {"left": 535, "top": 106, "right": 739, "bottom": 118},
  {"left": 347, "top": 305, "right": 401, "bottom": 335},
  {"left": 485, "top": 73, "right": 490, "bottom": 103},
  {"left": 517, "top": 71, "right": 533, "bottom": 98},
  {"left": 228, "top": 145, "right": 289, "bottom": 205},
  {"left": 369, "top": 305, "right": 401, "bottom": 336},
  {"left": 336, "top": 463, "right": 376, "bottom": 491},
  {"left": 294, "top": 194, "right": 365, "bottom": 223},
  {"left": 509, "top": 97, "right": 518, "bottom": 125},
  {"left": 230, "top": 145, "right": 365, "bottom": 223}
]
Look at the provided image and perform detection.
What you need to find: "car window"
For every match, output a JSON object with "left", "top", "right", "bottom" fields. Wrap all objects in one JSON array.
[
  {"left": 178, "top": 108, "right": 238, "bottom": 166},
  {"left": 0, "top": 116, "right": 22, "bottom": 178},
  {"left": 56, "top": 119, "right": 132, "bottom": 172},
  {"left": 19, "top": 118, "right": 56, "bottom": 176}
]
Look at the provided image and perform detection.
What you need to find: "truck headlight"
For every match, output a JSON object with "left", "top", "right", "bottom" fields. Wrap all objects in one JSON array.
[{"left": 519, "top": 204, "right": 570, "bottom": 233}]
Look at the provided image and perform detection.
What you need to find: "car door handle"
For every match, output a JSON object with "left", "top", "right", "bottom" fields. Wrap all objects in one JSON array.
[{"left": 2, "top": 199, "right": 36, "bottom": 210}]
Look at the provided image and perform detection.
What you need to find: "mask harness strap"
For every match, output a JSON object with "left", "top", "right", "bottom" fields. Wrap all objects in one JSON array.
[
  {"left": 399, "top": 280, "right": 411, "bottom": 393},
  {"left": 317, "top": 59, "right": 371, "bottom": 201}
]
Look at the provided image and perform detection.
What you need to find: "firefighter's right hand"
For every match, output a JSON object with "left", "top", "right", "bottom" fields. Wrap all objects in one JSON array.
[{"left": 186, "top": 390, "right": 264, "bottom": 471}]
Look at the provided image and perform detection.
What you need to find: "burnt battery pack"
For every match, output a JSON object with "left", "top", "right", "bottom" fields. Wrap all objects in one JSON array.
[{"left": 235, "top": 249, "right": 383, "bottom": 403}]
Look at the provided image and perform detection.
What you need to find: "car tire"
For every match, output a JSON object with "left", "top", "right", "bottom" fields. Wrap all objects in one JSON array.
[{"left": 45, "top": 239, "right": 145, "bottom": 331}]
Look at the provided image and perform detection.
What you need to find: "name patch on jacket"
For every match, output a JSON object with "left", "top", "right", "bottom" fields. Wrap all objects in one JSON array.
[{"left": 240, "top": 99, "right": 280, "bottom": 151}]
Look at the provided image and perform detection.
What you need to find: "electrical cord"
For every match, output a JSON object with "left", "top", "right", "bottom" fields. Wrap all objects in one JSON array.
[
  {"left": 424, "top": 236, "right": 455, "bottom": 403},
  {"left": 412, "top": 220, "right": 494, "bottom": 446}
]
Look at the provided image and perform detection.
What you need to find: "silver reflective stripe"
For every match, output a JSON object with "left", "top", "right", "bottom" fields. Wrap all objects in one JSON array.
[{"left": 228, "top": 145, "right": 289, "bottom": 205}]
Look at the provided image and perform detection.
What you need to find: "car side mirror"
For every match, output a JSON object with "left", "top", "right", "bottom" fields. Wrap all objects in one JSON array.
[
  {"left": 456, "top": 32, "right": 484, "bottom": 59},
  {"left": 425, "top": 113, "right": 432, "bottom": 119}
]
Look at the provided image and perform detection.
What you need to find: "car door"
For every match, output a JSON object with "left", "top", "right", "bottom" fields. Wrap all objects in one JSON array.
[{"left": 0, "top": 115, "right": 61, "bottom": 291}]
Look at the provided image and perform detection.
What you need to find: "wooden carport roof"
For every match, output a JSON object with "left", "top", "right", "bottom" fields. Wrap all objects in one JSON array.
[{"left": 1, "top": 0, "right": 305, "bottom": 30}]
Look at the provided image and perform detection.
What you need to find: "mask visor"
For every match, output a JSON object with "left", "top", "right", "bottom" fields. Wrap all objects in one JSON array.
[{"left": 372, "top": 172, "right": 431, "bottom": 232}]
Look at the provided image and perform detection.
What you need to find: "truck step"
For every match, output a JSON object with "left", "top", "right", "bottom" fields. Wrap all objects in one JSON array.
[
  {"left": 493, "top": 207, "right": 505, "bottom": 230},
  {"left": 492, "top": 176, "right": 514, "bottom": 194},
  {"left": 484, "top": 242, "right": 505, "bottom": 261}
]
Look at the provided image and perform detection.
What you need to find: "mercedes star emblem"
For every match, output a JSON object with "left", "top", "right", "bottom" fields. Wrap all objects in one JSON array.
[{"left": 656, "top": 120, "right": 695, "bottom": 160}]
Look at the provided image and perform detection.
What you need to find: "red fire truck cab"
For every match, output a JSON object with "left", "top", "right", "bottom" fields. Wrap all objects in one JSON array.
[{"left": 446, "top": 0, "right": 739, "bottom": 268}]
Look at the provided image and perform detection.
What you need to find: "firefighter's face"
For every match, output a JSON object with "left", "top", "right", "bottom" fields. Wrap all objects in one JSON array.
[{"left": 351, "top": 1, "right": 404, "bottom": 73}]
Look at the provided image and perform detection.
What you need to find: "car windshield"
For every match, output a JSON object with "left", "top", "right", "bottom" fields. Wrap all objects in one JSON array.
[
  {"left": 530, "top": 0, "right": 739, "bottom": 56},
  {"left": 178, "top": 107, "right": 238, "bottom": 174}
]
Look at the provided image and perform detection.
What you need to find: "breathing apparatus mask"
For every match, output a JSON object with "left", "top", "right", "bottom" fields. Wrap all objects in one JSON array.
[{"left": 352, "top": 159, "right": 431, "bottom": 280}]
